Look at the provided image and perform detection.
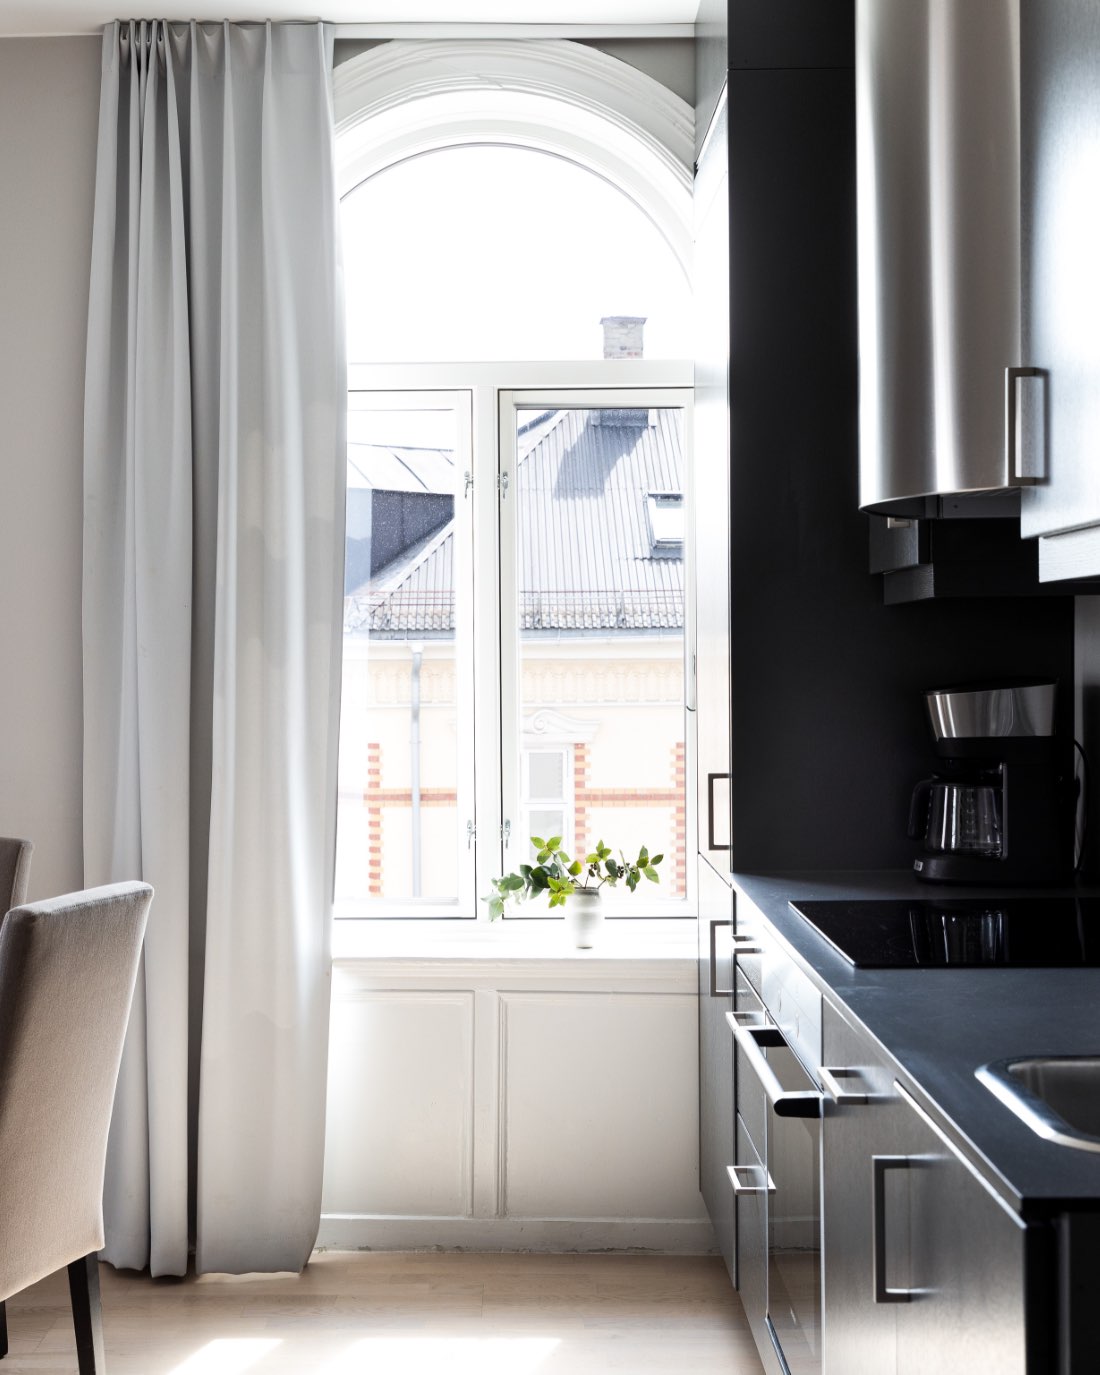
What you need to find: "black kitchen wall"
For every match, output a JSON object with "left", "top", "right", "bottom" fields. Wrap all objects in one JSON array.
[{"left": 702, "top": 0, "right": 1077, "bottom": 872}]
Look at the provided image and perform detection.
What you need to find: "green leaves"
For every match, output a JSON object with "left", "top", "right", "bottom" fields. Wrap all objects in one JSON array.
[{"left": 482, "top": 834, "right": 664, "bottom": 921}]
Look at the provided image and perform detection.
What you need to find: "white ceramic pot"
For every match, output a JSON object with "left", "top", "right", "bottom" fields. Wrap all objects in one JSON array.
[{"left": 566, "top": 889, "right": 604, "bottom": 949}]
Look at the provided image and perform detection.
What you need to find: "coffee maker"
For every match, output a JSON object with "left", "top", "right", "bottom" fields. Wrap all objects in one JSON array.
[{"left": 908, "top": 680, "right": 1076, "bottom": 884}]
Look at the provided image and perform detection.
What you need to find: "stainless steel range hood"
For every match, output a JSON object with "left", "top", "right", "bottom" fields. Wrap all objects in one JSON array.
[{"left": 858, "top": 0, "right": 1033, "bottom": 516}]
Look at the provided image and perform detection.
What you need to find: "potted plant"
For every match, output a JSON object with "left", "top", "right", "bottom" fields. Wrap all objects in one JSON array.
[{"left": 484, "top": 835, "right": 663, "bottom": 948}]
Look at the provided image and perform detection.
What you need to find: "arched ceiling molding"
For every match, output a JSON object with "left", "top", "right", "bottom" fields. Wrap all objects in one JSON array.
[{"left": 332, "top": 39, "right": 694, "bottom": 278}]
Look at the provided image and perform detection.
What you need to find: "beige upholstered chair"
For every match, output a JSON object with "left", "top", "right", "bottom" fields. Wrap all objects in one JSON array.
[
  {"left": 0, "top": 882, "right": 152, "bottom": 1374},
  {"left": 0, "top": 837, "right": 32, "bottom": 915}
]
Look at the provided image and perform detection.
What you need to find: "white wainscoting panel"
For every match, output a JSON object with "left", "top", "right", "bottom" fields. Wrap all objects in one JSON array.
[
  {"left": 318, "top": 951, "right": 713, "bottom": 1252},
  {"left": 321, "top": 988, "right": 474, "bottom": 1218},
  {"left": 500, "top": 991, "right": 705, "bottom": 1220}
]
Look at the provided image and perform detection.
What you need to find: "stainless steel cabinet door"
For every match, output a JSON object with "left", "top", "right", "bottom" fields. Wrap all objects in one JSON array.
[
  {"left": 698, "top": 857, "right": 735, "bottom": 1281},
  {"left": 735, "top": 1116, "right": 772, "bottom": 1366},
  {"left": 894, "top": 1084, "right": 1028, "bottom": 1375},
  {"left": 821, "top": 1003, "right": 901, "bottom": 1375},
  {"left": 1019, "top": 0, "right": 1100, "bottom": 541},
  {"left": 823, "top": 1002, "right": 1030, "bottom": 1375}
]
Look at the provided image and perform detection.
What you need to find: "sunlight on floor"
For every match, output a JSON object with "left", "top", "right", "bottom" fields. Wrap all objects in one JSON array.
[
  {"left": 165, "top": 1339, "right": 282, "bottom": 1375},
  {"left": 314, "top": 1336, "right": 561, "bottom": 1374}
]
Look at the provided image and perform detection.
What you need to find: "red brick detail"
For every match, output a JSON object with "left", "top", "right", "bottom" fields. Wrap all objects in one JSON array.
[
  {"left": 573, "top": 743, "right": 590, "bottom": 856},
  {"left": 672, "top": 741, "right": 687, "bottom": 897},
  {"left": 365, "top": 789, "right": 459, "bottom": 807},
  {"left": 366, "top": 743, "right": 383, "bottom": 896},
  {"left": 568, "top": 738, "right": 689, "bottom": 898}
]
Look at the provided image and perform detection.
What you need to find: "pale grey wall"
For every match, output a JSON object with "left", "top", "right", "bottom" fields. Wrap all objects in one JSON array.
[
  {"left": 333, "top": 37, "right": 696, "bottom": 106},
  {"left": 580, "top": 38, "right": 694, "bottom": 106},
  {"left": 0, "top": 36, "right": 100, "bottom": 899}
]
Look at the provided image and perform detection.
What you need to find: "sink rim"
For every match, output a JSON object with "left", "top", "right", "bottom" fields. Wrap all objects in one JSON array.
[{"left": 976, "top": 1056, "right": 1100, "bottom": 1154}]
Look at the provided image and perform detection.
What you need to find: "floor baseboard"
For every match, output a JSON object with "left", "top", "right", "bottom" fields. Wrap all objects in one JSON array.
[{"left": 316, "top": 1214, "right": 717, "bottom": 1253}]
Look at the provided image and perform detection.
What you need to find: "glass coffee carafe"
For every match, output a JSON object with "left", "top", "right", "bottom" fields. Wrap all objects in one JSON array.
[{"left": 908, "top": 771, "right": 1004, "bottom": 859}]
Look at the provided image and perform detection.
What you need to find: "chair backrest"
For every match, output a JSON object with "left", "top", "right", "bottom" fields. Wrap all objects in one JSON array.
[
  {"left": 0, "top": 837, "right": 32, "bottom": 914},
  {"left": 0, "top": 881, "right": 152, "bottom": 1301}
]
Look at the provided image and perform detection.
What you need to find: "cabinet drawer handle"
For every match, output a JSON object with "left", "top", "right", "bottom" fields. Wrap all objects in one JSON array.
[
  {"left": 727, "top": 1015, "right": 823, "bottom": 1118},
  {"left": 872, "top": 1155, "right": 913, "bottom": 1303},
  {"left": 727, "top": 1163, "right": 775, "bottom": 1196},
  {"left": 820, "top": 1065, "right": 869, "bottom": 1105}
]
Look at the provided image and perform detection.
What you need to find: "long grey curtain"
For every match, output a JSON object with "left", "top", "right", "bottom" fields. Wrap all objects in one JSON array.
[{"left": 82, "top": 20, "right": 345, "bottom": 1275}]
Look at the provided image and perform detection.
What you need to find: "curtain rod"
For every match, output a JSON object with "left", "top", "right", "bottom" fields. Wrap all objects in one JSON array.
[{"left": 330, "top": 23, "right": 695, "bottom": 40}]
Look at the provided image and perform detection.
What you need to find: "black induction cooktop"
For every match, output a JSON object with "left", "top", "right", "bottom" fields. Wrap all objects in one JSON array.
[{"left": 789, "top": 897, "right": 1100, "bottom": 968}]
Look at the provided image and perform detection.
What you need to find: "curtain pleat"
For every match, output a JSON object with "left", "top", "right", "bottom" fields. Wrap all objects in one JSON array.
[{"left": 83, "top": 19, "right": 344, "bottom": 1276}]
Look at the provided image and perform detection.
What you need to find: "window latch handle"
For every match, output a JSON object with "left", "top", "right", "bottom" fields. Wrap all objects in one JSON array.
[{"left": 466, "top": 820, "right": 475, "bottom": 850}]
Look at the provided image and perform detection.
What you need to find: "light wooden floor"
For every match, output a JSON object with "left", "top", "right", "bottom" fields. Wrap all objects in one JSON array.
[{"left": 3, "top": 1251, "right": 766, "bottom": 1374}]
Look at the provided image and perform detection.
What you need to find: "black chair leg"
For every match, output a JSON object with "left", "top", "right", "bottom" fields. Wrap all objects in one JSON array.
[
  {"left": 0, "top": 1297, "right": 7, "bottom": 1358},
  {"left": 67, "top": 1255, "right": 105, "bottom": 1375}
]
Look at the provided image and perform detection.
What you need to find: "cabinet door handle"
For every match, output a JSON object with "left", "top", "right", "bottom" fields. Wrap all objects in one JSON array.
[
  {"left": 872, "top": 1155, "right": 913, "bottom": 1303},
  {"left": 727, "top": 1015, "right": 823, "bottom": 1118},
  {"left": 707, "top": 772, "right": 731, "bottom": 851},
  {"left": 709, "top": 919, "right": 732, "bottom": 997},
  {"left": 727, "top": 1163, "right": 775, "bottom": 1196},
  {"left": 820, "top": 1065, "right": 869, "bottom": 1105},
  {"left": 1005, "top": 366, "right": 1046, "bottom": 483}
]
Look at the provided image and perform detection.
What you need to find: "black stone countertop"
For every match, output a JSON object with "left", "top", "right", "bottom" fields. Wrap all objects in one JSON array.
[{"left": 732, "top": 869, "right": 1100, "bottom": 1214}]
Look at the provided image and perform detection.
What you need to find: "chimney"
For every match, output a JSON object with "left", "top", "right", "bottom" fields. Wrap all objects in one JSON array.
[{"left": 601, "top": 315, "right": 646, "bottom": 359}]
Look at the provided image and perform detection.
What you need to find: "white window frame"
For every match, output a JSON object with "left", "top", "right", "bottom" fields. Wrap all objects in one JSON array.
[
  {"left": 339, "top": 389, "right": 476, "bottom": 917},
  {"left": 331, "top": 40, "right": 696, "bottom": 934},
  {"left": 335, "top": 362, "right": 694, "bottom": 924},
  {"left": 498, "top": 383, "right": 694, "bottom": 920},
  {"left": 332, "top": 40, "right": 693, "bottom": 280}
]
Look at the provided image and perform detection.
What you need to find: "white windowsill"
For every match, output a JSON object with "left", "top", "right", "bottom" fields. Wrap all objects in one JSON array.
[{"left": 331, "top": 915, "right": 696, "bottom": 963}]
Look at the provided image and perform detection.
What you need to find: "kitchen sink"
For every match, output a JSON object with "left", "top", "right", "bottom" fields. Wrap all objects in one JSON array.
[{"left": 976, "top": 1057, "right": 1100, "bottom": 1152}]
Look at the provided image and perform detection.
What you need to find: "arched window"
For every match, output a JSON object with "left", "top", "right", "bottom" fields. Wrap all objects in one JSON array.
[{"left": 333, "top": 41, "right": 695, "bottom": 923}]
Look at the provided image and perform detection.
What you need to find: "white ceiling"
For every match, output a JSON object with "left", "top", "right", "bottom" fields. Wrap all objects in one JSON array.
[{"left": 1, "top": 1, "right": 699, "bottom": 39}]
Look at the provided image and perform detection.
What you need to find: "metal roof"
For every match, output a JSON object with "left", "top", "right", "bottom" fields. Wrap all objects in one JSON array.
[
  {"left": 345, "top": 407, "right": 684, "bottom": 637},
  {"left": 346, "top": 443, "right": 454, "bottom": 494}
]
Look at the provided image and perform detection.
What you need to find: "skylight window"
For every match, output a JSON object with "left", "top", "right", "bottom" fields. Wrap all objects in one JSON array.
[{"left": 646, "top": 491, "right": 684, "bottom": 553}]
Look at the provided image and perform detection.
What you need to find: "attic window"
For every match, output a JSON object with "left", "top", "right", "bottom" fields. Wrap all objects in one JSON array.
[{"left": 646, "top": 491, "right": 684, "bottom": 553}]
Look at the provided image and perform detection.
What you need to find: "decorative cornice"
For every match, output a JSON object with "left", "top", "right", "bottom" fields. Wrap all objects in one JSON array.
[{"left": 522, "top": 708, "right": 599, "bottom": 744}]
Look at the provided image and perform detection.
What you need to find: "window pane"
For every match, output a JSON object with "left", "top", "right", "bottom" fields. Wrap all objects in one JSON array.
[
  {"left": 337, "top": 399, "right": 467, "bottom": 907},
  {"left": 527, "top": 751, "right": 565, "bottom": 802},
  {"left": 528, "top": 810, "right": 566, "bottom": 845},
  {"left": 512, "top": 407, "right": 687, "bottom": 902},
  {"left": 342, "top": 146, "right": 690, "bottom": 363}
]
